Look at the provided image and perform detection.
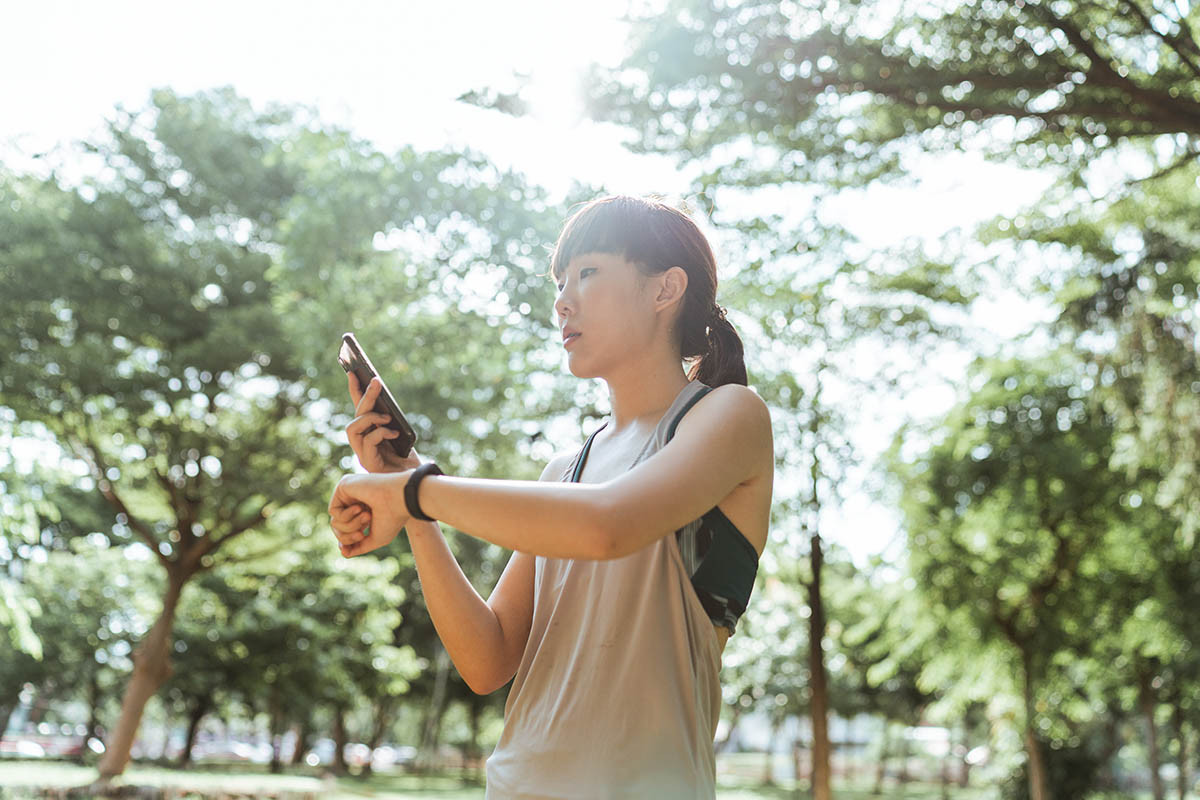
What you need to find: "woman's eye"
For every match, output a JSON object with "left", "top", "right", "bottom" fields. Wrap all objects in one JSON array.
[{"left": 555, "top": 269, "right": 594, "bottom": 292}]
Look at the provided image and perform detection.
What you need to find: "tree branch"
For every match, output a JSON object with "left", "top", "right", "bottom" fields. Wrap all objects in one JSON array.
[
  {"left": 204, "top": 545, "right": 277, "bottom": 569},
  {"left": 1122, "top": 0, "right": 1200, "bottom": 81},
  {"left": 1028, "top": 520, "right": 1076, "bottom": 609},
  {"left": 153, "top": 465, "right": 196, "bottom": 547},
  {"left": 69, "top": 431, "right": 170, "bottom": 568},
  {"left": 206, "top": 504, "right": 270, "bottom": 554},
  {"left": 870, "top": 83, "right": 1193, "bottom": 134},
  {"left": 1129, "top": 144, "right": 1200, "bottom": 186},
  {"left": 1033, "top": 1, "right": 1200, "bottom": 126}
]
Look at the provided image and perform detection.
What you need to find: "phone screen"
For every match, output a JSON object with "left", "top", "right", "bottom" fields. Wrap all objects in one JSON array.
[{"left": 338, "top": 333, "right": 418, "bottom": 458}]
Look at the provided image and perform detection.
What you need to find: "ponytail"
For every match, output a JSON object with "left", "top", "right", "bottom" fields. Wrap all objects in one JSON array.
[{"left": 688, "top": 303, "right": 747, "bottom": 387}]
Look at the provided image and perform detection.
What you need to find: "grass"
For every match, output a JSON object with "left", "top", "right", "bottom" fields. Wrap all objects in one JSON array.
[{"left": 0, "top": 758, "right": 1005, "bottom": 799}]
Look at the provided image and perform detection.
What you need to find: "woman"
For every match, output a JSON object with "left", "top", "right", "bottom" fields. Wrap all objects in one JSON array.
[{"left": 328, "top": 195, "right": 774, "bottom": 798}]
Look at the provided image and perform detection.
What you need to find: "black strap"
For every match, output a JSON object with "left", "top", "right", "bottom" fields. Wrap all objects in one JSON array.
[
  {"left": 405, "top": 462, "right": 444, "bottom": 521},
  {"left": 569, "top": 424, "right": 607, "bottom": 483},
  {"left": 665, "top": 385, "right": 714, "bottom": 442}
]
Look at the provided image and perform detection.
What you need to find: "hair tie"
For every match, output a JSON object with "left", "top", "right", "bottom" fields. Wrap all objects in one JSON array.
[{"left": 711, "top": 303, "right": 728, "bottom": 323}]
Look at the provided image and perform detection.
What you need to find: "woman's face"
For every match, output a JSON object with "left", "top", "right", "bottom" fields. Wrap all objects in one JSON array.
[{"left": 553, "top": 251, "right": 658, "bottom": 379}]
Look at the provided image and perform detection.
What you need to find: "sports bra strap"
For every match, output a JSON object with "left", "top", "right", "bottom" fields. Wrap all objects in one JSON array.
[
  {"left": 666, "top": 386, "right": 714, "bottom": 443},
  {"left": 570, "top": 424, "right": 606, "bottom": 483}
]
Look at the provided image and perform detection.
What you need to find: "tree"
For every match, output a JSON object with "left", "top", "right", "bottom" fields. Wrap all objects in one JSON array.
[
  {"left": 582, "top": 0, "right": 1200, "bottom": 568},
  {"left": 0, "top": 92, "right": 336, "bottom": 778},
  {"left": 561, "top": 3, "right": 1200, "bottom": 793},
  {"left": 886, "top": 350, "right": 1144, "bottom": 799},
  {"left": 0, "top": 86, "right": 577, "bottom": 780},
  {"left": 583, "top": 0, "right": 1199, "bottom": 188}
]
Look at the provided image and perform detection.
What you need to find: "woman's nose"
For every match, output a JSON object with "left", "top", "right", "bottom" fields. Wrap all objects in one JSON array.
[{"left": 554, "top": 285, "right": 573, "bottom": 322}]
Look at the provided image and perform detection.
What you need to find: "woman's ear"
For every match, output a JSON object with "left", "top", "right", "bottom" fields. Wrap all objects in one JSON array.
[{"left": 653, "top": 266, "right": 689, "bottom": 312}]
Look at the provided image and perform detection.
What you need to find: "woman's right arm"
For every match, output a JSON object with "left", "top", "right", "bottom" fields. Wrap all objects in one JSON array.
[
  {"left": 402, "top": 452, "right": 573, "bottom": 695},
  {"left": 339, "top": 373, "right": 570, "bottom": 693}
]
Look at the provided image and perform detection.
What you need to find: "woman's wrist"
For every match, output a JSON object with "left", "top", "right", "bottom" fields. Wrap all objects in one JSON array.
[
  {"left": 405, "top": 462, "right": 444, "bottom": 521},
  {"left": 405, "top": 516, "right": 442, "bottom": 537}
]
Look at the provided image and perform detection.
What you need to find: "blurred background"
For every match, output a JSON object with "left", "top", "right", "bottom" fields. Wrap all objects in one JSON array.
[{"left": 1, "top": 0, "right": 1198, "bottom": 798}]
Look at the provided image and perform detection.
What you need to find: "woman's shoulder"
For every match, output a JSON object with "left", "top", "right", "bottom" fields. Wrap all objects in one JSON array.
[
  {"left": 694, "top": 383, "right": 772, "bottom": 433},
  {"left": 540, "top": 450, "right": 579, "bottom": 482},
  {"left": 675, "top": 383, "right": 774, "bottom": 470}
]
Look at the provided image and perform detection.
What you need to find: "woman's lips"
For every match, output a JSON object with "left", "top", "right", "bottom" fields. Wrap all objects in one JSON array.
[{"left": 563, "top": 332, "right": 581, "bottom": 348}]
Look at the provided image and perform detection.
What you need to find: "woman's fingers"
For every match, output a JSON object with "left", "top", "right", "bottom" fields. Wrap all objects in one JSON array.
[
  {"left": 331, "top": 511, "right": 370, "bottom": 532},
  {"left": 353, "top": 377, "right": 382, "bottom": 417},
  {"left": 346, "top": 412, "right": 394, "bottom": 439},
  {"left": 332, "top": 502, "right": 367, "bottom": 524},
  {"left": 363, "top": 426, "right": 400, "bottom": 449},
  {"left": 348, "top": 372, "right": 363, "bottom": 406},
  {"left": 330, "top": 509, "right": 371, "bottom": 546}
]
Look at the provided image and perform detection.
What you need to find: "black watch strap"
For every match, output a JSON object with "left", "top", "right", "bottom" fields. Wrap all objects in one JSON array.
[{"left": 405, "top": 462, "right": 444, "bottom": 522}]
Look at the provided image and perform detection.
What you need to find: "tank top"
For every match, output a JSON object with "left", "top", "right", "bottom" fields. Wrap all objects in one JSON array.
[{"left": 484, "top": 380, "right": 724, "bottom": 799}]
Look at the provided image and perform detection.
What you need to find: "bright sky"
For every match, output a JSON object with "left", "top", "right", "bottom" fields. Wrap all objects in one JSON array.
[{"left": 1, "top": 0, "right": 1058, "bottom": 564}]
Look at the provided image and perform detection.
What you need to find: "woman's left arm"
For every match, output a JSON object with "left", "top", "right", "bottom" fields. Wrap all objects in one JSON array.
[{"left": 331, "top": 385, "right": 773, "bottom": 560}]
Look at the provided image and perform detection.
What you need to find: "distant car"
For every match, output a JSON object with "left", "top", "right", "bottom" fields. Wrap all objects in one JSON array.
[
  {"left": 370, "top": 744, "right": 416, "bottom": 770},
  {"left": 0, "top": 739, "right": 47, "bottom": 758},
  {"left": 41, "top": 736, "right": 85, "bottom": 758}
]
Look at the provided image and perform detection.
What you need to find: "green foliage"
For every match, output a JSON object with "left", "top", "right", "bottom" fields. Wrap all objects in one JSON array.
[
  {"left": 998, "top": 737, "right": 1105, "bottom": 800},
  {"left": 983, "top": 157, "right": 1200, "bottom": 546},
  {"left": 580, "top": 0, "right": 1200, "bottom": 189},
  {"left": 165, "top": 533, "right": 417, "bottom": 744},
  {"left": 532, "top": 0, "right": 1200, "bottom": 788}
]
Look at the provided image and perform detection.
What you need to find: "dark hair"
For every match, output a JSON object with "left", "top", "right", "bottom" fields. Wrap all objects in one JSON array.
[{"left": 549, "top": 195, "right": 747, "bottom": 387}]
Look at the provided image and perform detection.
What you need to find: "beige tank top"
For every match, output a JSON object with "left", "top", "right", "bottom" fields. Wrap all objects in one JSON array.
[{"left": 485, "top": 381, "right": 723, "bottom": 799}]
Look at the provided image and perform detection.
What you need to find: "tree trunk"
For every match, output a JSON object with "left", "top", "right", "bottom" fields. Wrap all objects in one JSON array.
[
  {"left": 898, "top": 730, "right": 911, "bottom": 784},
  {"left": 468, "top": 693, "right": 482, "bottom": 780},
  {"left": 940, "top": 734, "right": 951, "bottom": 800},
  {"left": 793, "top": 737, "right": 804, "bottom": 784},
  {"left": 269, "top": 692, "right": 284, "bottom": 775},
  {"left": 958, "top": 718, "right": 971, "bottom": 788},
  {"left": 417, "top": 644, "right": 451, "bottom": 772},
  {"left": 291, "top": 720, "right": 310, "bottom": 766},
  {"left": 1173, "top": 704, "right": 1187, "bottom": 800},
  {"left": 84, "top": 668, "right": 103, "bottom": 757},
  {"left": 808, "top": 531, "right": 832, "bottom": 800},
  {"left": 1140, "top": 669, "right": 1165, "bottom": 800},
  {"left": 716, "top": 704, "right": 743, "bottom": 754},
  {"left": 332, "top": 705, "right": 349, "bottom": 776},
  {"left": 27, "top": 681, "right": 53, "bottom": 726},
  {"left": 177, "top": 697, "right": 209, "bottom": 768},
  {"left": 1099, "top": 704, "right": 1122, "bottom": 791},
  {"left": 762, "top": 715, "right": 781, "bottom": 786},
  {"left": 873, "top": 724, "right": 890, "bottom": 795},
  {"left": 1021, "top": 648, "right": 1050, "bottom": 800},
  {"left": 97, "top": 568, "right": 189, "bottom": 780},
  {"left": 0, "top": 704, "right": 14, "bottom": 744},
  {"left": 360, "top": 696, "right": 397, "bottom": 779}
]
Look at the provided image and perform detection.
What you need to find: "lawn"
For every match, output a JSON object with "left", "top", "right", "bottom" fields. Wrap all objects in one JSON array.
[{"left": 0, "top": 758, "right": 1002, "bottom": 799}]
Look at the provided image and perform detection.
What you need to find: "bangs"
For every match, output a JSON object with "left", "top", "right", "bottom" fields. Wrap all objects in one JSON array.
[{"left": 549, "top": 195, "right": 682, "bottom": 281}]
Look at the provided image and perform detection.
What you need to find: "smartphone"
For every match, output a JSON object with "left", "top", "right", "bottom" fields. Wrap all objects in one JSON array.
[{"left": 338, "top": 332, "right": 418, "bottom": 458}]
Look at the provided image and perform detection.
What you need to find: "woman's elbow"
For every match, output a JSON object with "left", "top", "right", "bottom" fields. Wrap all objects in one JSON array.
[
  {"left": 463, "top": 663, "right": 514, "bottom": 696},
  {"left": 584, "top": 493, "right": 626, "bottom": 560},
  {"left": 466, "top": 674, "right": 504, "bottom": 696}
]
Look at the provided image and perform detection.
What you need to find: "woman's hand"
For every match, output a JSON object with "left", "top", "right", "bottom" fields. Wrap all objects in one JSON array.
[
  {"left": 346, "top": 373, "right": 422, "bottom": 473},
  {"left": 328, "top": 471, "right": 413, "bottom": 557}
]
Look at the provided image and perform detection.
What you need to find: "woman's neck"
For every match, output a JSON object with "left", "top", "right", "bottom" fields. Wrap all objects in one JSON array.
[{"left": 602, "top": 356, "right": 691, "bottom": 435}]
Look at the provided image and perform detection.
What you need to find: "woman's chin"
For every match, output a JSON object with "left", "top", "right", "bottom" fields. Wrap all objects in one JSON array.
[
  {"left": 566, "top": 363, "right": 597, "bottom": 379},
  {"left": 564, "top": 354, "right": 601, "bottom": 380}
]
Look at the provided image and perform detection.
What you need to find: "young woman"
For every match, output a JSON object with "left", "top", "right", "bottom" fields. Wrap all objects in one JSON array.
[{"left": 328, "top": 195, "right": 774, "bottom": 798}]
